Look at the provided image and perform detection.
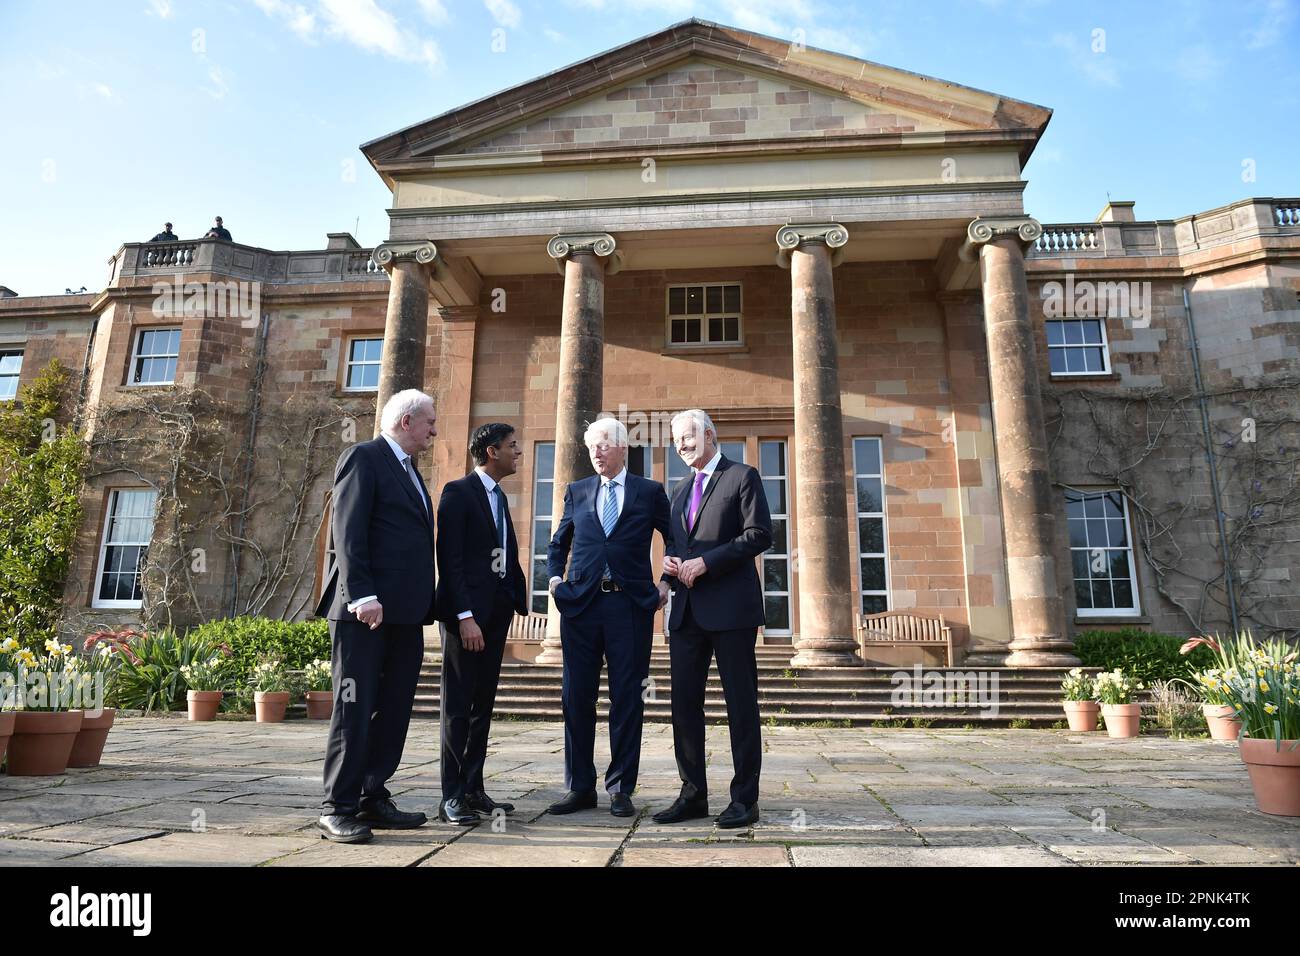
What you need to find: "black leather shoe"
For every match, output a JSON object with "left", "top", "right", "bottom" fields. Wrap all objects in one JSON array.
[
  {"left": 609, "top": 792, "right": 636, "bottom": 817},
  {"left": 356, "top": 798, "right": 428, "bottom": 830},
  {"left": 464, "top": 791, "right": 515, "bottom": 815},
  {"left": 438, "top": 798, "right": 480, "bottom": 825},
  {"left": 318, "top": 814, "right": 373, "bottom": 843},
  {"left": 716, "top": 801, "right": 759, "bottom": 829},
  {"left": 652, "top": 796, "right": 710, "bottom": 825},
  {"left": 547, "top": 790, "right": 597, "bottom": 815}
]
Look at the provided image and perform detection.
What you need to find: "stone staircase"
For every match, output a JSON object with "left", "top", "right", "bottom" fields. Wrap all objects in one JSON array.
[{"left": 413, "top": 647, "right": 1076, "bottom": 727}]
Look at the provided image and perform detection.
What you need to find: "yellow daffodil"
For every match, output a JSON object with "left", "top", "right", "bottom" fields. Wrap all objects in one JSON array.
[{"left": 1263, "top": 703, "right": 1277, "bottom": 715}]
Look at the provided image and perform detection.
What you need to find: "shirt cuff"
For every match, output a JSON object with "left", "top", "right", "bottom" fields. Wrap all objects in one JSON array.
[
  {"left": 346, "top": 595, "right": 378, "bottom": 613},
  {"left": 457, "top": 611, "right": 473, "bottom": 620},
  {"left": 548, "top": 576, "right": 562, "bottom": 589}
]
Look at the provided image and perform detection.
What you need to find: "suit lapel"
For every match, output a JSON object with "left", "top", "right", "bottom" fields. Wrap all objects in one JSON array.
[
  {"left": 378, "top": 439, "right": 430, "bottom": 521},
  {"left": 469, "top": 472, "right": 497, "bottom": 533},
  {"left": 613, "top": 474, "right": 638, "bottom": 535}
]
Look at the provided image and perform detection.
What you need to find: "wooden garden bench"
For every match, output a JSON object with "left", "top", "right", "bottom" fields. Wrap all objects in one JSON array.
[{"left": 855, "top": 611, "right": 955, "bottom": 666}]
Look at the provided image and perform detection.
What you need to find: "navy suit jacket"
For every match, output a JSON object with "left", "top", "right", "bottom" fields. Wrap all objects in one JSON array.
[
  {"left": 547, "top": 471, "right": 671, "bottom": 616},
  {"left": 315, "top": 437, "right": 437, "bottom": 625},
  {"left": 664, "top": 455, "right": 772, "bottom": 632},
  {"left": 433, "top": 472, "right": 528, "bottom": 625}
]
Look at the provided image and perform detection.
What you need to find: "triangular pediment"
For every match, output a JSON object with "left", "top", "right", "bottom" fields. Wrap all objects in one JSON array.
[
  {"left": 447, "top": 57, "right": 952, "bottom": 157},
  {"left": 361, "top": 19, "right": 1050, "bottom": 174}
]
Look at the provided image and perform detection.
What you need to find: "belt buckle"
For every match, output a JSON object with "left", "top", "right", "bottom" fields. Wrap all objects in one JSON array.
[{"left": 600, "top": 579, "right": 618, "bottom": 592}]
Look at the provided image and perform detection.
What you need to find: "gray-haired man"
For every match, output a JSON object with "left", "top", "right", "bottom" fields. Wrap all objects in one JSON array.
[{"left": 316, "top": 389, "right": 439, "bottom": 842}]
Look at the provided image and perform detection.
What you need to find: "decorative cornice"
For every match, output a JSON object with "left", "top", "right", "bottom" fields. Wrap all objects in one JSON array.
[
  {"left": 966, "top": 216, "right": 1042, "bottom": 246},
  {"left": 372, "top": 240, "right": 439, "bottom": 273},
  {"left": 775, "top": 222, "right": 849, "bottom": 268},
  {"left": 546, "top": 233, "right": 622, "bottom": 275}
]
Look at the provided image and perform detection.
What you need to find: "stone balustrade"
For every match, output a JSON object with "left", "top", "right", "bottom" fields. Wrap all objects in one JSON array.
[{"left": 108, "top": 238, "right": 387, "bottom": 287}]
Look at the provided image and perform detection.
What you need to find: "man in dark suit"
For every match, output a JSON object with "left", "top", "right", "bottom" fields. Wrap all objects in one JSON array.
[
  {"left": 546, "top": 418, "right": 671, "bottom": 818},
  {"left": 654, "top": 409, "right": 772, "bottom": 829},
  {"left": 315, "top": 389, "right": 439, "bottom": 843},
  {"left": 433, "top": 423, "right": 528, "bottom": 825}
]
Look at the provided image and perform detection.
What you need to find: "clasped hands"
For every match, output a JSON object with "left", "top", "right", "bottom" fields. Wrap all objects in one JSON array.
[
  {"left": 663, "top": 556, "right": 707, "bottom": 588},
  {"left": 550, "top": 574, "right": 672, "bottom": 609}
]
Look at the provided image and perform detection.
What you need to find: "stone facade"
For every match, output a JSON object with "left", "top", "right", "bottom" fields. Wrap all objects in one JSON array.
[{"left": 1, "top": 19, "right": 1297, "bottom": 659}]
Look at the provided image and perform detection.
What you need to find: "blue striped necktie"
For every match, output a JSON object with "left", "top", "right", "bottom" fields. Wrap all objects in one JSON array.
[{"left": 601, "top": 479, "right": 618, "bottom": 581}]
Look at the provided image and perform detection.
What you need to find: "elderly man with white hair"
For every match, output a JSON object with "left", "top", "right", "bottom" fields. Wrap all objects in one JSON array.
[
  {"left": 546, "top": 417, "right": 671, "bottom": 818},
  {"left": 315, "top": 388, "right": 439, "bottom": 843}
]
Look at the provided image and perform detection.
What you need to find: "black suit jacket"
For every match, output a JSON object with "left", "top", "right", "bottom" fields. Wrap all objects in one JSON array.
[
  {"left": 433, "top": 471, "right": 528, "bottom": 625},
  {"left": 315, "top": 437, "right": 437, "bottom": 625},
  {"left": 664, "top": 455, "right": 773, "bottom": 631},
  {"left": 547, "top": 472, "right": 671, "bottom": 616}
]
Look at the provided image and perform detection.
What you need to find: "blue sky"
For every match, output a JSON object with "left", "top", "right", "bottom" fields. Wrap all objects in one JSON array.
[{"left": 1, "top": 0, "right": 1296, "bottom": 295}]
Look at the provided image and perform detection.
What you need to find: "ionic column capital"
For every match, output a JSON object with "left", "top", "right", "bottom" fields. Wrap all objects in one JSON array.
[
  {"left": 546, "top": 233, "right": 622, "bottom": 275},
  {"left": 373, "top": 240, "right": 440, "bottom": 274},
  {"left": 775, "top": 222, "right": 849, "bottom": 269},
  {"left": 960, "top": 217, "right": 1042, "bottom": 260}
]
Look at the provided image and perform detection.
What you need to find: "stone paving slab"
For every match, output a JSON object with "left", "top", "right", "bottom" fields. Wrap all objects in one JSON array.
[{"left": 1, "top": 718, "right": 1297, "bottom": 866}]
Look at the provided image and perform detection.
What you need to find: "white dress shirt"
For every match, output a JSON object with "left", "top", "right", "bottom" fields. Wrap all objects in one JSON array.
[
  {"left": 346, "top": 433, "right": 427, "bottom": 614},
  {"left": 548, "top": 466, "right": 627, "bottom": 591}
]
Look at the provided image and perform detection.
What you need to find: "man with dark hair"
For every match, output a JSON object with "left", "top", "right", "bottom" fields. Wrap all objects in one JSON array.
[
  {"left": 150, "top": 222, "right": 178, "bottom": 242},
  {"left": 204, "top": 216, "right": 232, "bottom": 241},
  {"left": 433, "top": 422, "right": 528, "bottom": 824}
]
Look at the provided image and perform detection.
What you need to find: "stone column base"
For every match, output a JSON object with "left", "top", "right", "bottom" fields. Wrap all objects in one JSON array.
[
  {"left": 1005, "top": 639, "right": 1081, "bottom": 667},
  {"left": 790, "top": 639, "right": 863, "bottom": 668}
]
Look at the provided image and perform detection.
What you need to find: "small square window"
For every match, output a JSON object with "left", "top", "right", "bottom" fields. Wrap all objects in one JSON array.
[
  {"left": 129, "top": 328, "right": 181, "bottom": 386},
  {"left": 0, "top": 348, "right": 23, "bottom": 401},
  {"left": 344, "top": 336, "right": 383, "bottom": 392},
  {"left": 1047, "top": 319, "right": 1111, "bottom": 377},
  {"left": 666, "top": 283, "right": 742, "bottom": 347}
]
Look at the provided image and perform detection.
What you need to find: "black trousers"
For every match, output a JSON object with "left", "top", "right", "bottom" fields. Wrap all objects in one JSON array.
[
  {"left": 439, "top": 588, "right": 514, "bottom": 802},
  {"left": 668, "top": 601, "right": 762, "bottom": 807},
  {"left": 321, "top": 616, "right": 424, "bottom": 815},
  {"left": 560, "top": 589, "right": 653, "bottom": 795}
]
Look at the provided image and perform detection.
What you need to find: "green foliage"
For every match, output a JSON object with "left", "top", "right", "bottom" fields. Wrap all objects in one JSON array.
[
  {"left": 0, "top": 360, "right": 87, "bottom": 652},
  {"left": 186, "top": 616, "right": 329, "bottom": 691},
  {"left": 113, "top": 629, "right": 223, "bottom": 712},
  {"left": 1074, "top": 628, "right": 1216, "bottom": 686},
  {"left": 1008, "top": 718, "right": 1033, "bottom": 729}
]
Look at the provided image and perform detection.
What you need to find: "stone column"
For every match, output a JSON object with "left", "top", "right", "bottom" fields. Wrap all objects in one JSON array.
[
  {"left": 372, "top": 240, "right": 438, "bottom": 437},
  {"left": 777, "top": 224, "right": 862, "bottom": 668},
  {"left": 535, "top": 233, "right": 620, "bottom": 665},
  {"left": 965, "top": 217, "right": 1078, "bottom": 666}
]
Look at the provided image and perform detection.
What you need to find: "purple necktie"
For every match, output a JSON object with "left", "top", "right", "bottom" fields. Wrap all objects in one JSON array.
[{"left": 688, "top": 470, "right": 706, "bottom": 528}]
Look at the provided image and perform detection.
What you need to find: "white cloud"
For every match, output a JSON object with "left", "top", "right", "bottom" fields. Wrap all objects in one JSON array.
[
  {"left": 1049, "top": 32, "right": 1120, "bottom": 88},
  {"left": 1242, "top": 0, "right": 1293, "bottom": 48},
  {"left": 251, "top": 0, "right": 442, "bottom": 70},
  {"left": 1173, "top": 43, "right": 1226, "bottom": 84},
  {"left": 484, "top": 0, "right": 521, "bottom": 29},
  {"left": 92, "top": 83, "right": 116, "bottom": 100},
  {"left": 543, "top": 27, "right": 565, "bottom": 43},
  {"left": 145, "top": 0, "right": 174, "bottom": 18},
  {"left": 416, "top": 0, "right": 450, "bottom": 24}
]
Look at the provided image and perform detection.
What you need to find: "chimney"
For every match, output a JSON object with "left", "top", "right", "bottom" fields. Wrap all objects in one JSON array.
[
  {"left": 1096, "top": 201, "right": 1136, "bottom": 223},
  {"left": 326, "top": 232, "right": 362, "bottom": 251},
  {"left": 0, "top": 286, "right": 18, "bottom": 299}
]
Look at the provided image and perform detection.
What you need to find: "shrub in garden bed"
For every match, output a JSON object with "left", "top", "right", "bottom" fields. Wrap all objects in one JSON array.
[
  {"left": 1075, "top": 628, "right": 1216, "bottom": 686},
  {"left": 187, "top": 617, "right": 329, "bottom": 694}
]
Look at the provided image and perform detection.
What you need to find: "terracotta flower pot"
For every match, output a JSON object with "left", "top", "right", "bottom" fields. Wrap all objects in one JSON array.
[
  {"left": 304, "top": 691, "right": 333, "bottom": 720},
  {"left": 1202, "top": 703, "right": 1242, "bottom": 742},
  {"left": 1062, "top": 700, "right": 1100, "bottom": 732},
  {"left": 6, "top": 710, "right": 84, "bottom": 776},
  {"left": 0, "top": 711, "right": 14, "bottom": 767},
  {"left": 254, "top": 691, "right": 291, "bottom": 723},
  {"left": 1101, "top": 703, "right": 1142, "bottom": 738},
  {"left": 67, "top": 708, "right": 116, "bottom": 768},
  {"left": 187, "top": 690, "right": 223, "bottom": 721},
  {"left": 1240, "top": 737, "right": 1300, "bottom": 816}
]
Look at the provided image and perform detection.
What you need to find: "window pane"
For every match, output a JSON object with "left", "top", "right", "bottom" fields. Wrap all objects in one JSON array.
[
  {"left": 1065, "top": 347, "right": 1085, "bottom": 373},
  {"left": 723, "top": 285, "right": 740, "bottom": 313},
  {"left": 764, "top": 596, "right": 790, "bottom": 630},
  {"left": 627, "top": 445, "right": 647, "bottom": 477},
  {"left": 769, "top": 517, "right": 787, "bottom": 554},
  {"left": 1049, "top": 349, "right": 1068, "bottom": 374},
  {"left": 1046, "top": 321, "right": 1064, "bottom": 346},
  {"left": 708, "top": 317, "right": 723, "bottom": 341},
  {"left": 1086, "top": 519, "right": 1107, "bottom": 548},
  {"left": 686, "top": 286, "right": 703, "bottom": 315},
  {"left": 1112, "top": 579, "right": 1134, "bottom": 609},
  {"left": 1063, "top": 321, "right": 1083, "bottom": 345},
  {"left": 763, "top": 560, "right": 788, "bottom": 592},
  {"left": 724, "top": 317, "right": 738, "bottom": 341},
  {"left": 671, "top": 319, "right": 687, "bottom": 343},
  {"left": 685, "top": 319, "right": 701, "bottom": 343},
  {"left": 855, "top": 476, "right": 882, "bottom": 513},
  {"left": 1084, "top": 496, "right": 1106, "bottom": 518},
  {"left": 359, "top": 364, "right": 379, "bottom": 389},
  {"left": 720, "top": 440, "right": 745, "bottom": 463},
  {"left": 860, "top": 557, "right": 886, "bottom": 591},
  {"left": 853, "top": 438, "right": 881, "bottom": 475},
  {"left": 532, "top": 520, "right": 550, "bottom": 556},
  {"left": 706, "top": 286, "right": 722, "bottom": 312},
  {"left": 1066, "top": 496, "right": 1085, "bottom": 520},
  {"left": 1084, "top": 347, "right": 1106, "bottom": 372},
  {"left": 861, "top": 594, "right": 887, "bottom": 615},
  {"left": 531, "top": 558, "right": 549, "bottom": 592},
  {"left": 1107, "top": 518, "right": 1128, "bottom": 547},
  {"left": 1071, "top": 549, "right": 1090, "bottom": 579},
  {"left": 763, "top": 478, "right": 785, "bottom": 514},
  {"left": 1108, "top": 550, "right": 1130, "bottom": 580},
  {"left": 531, "top": 594, "right": 549, "bottom": 614},
  {"left": 535, "top": 442, "right": 554, "bottom": 481},
  {"left": 1091, "top": 579, "right": 1113, "bottom": 609},
  {"left": 760, "top": 441, "right": 784, "bottom": 476},
  {"left": 668, "top": 287, "right": 685, "bottom": 314},
  {"left": 1082, "top": 320, "right": 1103, "bottom": 344},
  {"left": 1074, "top": 578, "right": 1093, "bottom": 609},
  {"left": 0, "top": 352, "right": 21, "bottom": 374},
  {"left": 1067, "top": 517, "right": 1087, "bottom": 548},
  {"left": 859, "top": 516, "right": 883, "bottom": 553}
]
